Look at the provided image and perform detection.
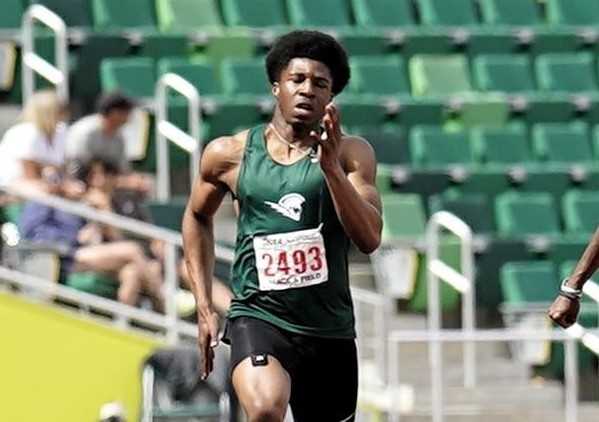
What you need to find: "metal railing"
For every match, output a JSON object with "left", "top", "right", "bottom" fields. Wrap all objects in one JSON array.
[
  {"left": 426, "top": 210, "right": 476, "bottom": 422},
  {"left": 385, "top": 327, "right": 599, "bottom": 422},
  {"left": 22, "top": 4, "right": 69, "bottom": 102},
  {"left": 155, "top": 73, "right": 202, "bottom": 201},
  {"left": 1, "top": 185, "right": 233, "bottom": 344}
]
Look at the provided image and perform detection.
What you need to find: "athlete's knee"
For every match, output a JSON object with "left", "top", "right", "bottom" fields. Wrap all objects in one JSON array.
[{"left": 245, "top": 397, "right": 287, "bottom": 422}]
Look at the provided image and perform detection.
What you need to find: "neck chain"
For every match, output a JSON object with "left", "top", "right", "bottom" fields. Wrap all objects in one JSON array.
[{"left": 268, "top": 123, "right": 319, "bottom": 163}]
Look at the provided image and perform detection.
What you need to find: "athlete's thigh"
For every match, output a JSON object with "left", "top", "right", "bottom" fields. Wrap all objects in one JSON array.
[
  {"left": 232, "top": 354, "right": 291, "bottom": 415},
  {"left": 289, "top": 338, "right": 358, "bottom": 422}
]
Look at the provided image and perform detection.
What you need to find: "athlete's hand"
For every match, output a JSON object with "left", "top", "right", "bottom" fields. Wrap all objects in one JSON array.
[
  {"left": 197, "top": 307, "right": 220, "bottom": 379},
  {"left": 311, "top": 103, "right": 343, "bottom": 172},
  {"left": 548, "top": 295, "right": 580, "bottom": 328}
]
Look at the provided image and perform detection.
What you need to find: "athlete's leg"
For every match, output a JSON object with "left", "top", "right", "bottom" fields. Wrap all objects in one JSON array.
[
  {"left": 289, "top": 338, "right": 358, "bottom": 422},
  {"left": 232, "top": 355, "right": 291, "bottom": 422}
]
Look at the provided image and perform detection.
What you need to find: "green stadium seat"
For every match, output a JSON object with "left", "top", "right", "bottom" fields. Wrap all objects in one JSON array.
[
  {"left": 455, "top": 95, "right": 510, "bottom": 128},
  {"left": 562, "top": 190, "right": 599, "bottom": 235},
  {"left": 381, "top": 193, "right": 426, "bottom": 240},
  {"left": 286, "top": 0, "right": 352, "bottom": 28},
  {"left": 100, "top": 57, "right": 156, "bottom": 99},
  {"left": 471, "top": 124, "right": 531, "bottom": 167},
  {"left": 157, "top": 58, "right": 222, "bottom": 96},
  {"left": 221, "top": 57, "right": 269, "bottom": 97},
  {"left": 546, "top": 0, "right": 599, "bottom": 26},
  {"left": 376, "top": 163, "right": 393, "bottom": 194},
  {"left": 429, "top": 190, "right": 495, "bottom": 233},
  {"left": 500, "top": 261, "right": 558, "bottom": 305},
  {"left": 202, "top": 31, "right": 258, "bottom": 64},
  {"left": 146, "top": 198, "right": 187, "bottom": 232},
  {"left": 458, "top": 168, "right": 510, "bottom": 198},
  {"left": 516, "top": 168, "right": 571, "bottom": 202},
  {"left": 495, "top": 191, "right": 561, "bottom": 237},
  {"left": 32, "top": 0, "right": 92, "bottom": 28},
  {"left": 92, "top": 0, "right": 156, "bottom": 31},
  {"left": 66, "top": 272, "right": 118, "bottom": 299},
  {"left": 472, "top": 54, "right": 535, "bottom": 94},
  {"left": 350, "top": 125, "right": 408, "bottom": 165},
  {"left": 531, "top": 122, "right": 592, "bottom": 166},
  {"left": 221, "top": 0, "right": 287, "bottom": 28},
  {"left": 393, "top": 169, "right": 451, "bottom": 206},
  {"left": 138, "top": 33, "right": 190, "bottom": 59},
  {"left": 416, "top": 0, "right": 479, "bottom": 27},
  {"left": 351, "top": 0, "right": 416, "bottom": 27},
  {"left": 535, "top": 53, "right": 596, "bottom": 93},
  {"left": 350, "top": 56, "right": 410, "bottom": 96},
  {"left": 337, "top": 30, "right": 393, "bottom": 56},
  {"left": 409, "top": 55, "right": 472, "bottom": 97},
  {"left": 155, "top": 0, "right": 222, "bottom": 32},
  {"left": 394, "top": 98, "right": 446, "bottom": 130},
  {"left": 205, "top": 99, "right": 263, "bottom": 139},
  {"left": 0, "top": 0, "right": 24, "bottom": 31},
  {"left": 336, "top": 96, "right": 390, "bottom": 127},
  {"left": 409, "top": 126, "right": 474, "bottom": 168},
  {"left": 479, "top": 0, "right": 540, "bottom": 26},
  {"left": 547, "top": 237, "right": 588, "bottom": 272}
]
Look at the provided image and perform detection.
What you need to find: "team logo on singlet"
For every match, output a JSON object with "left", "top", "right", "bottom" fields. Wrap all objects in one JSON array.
[{"left": 265, "top": 193, "right": 306, "bottom": 222}]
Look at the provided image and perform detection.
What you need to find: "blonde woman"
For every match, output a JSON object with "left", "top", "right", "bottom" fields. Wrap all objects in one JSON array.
[{"left": 0, "top": 90, "right": 82, "bottom": 197}]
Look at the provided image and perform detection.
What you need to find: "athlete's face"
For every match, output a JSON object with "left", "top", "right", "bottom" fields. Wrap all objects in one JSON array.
[{"left": 273, "top": 58, "right": 334, "bottom": 126}]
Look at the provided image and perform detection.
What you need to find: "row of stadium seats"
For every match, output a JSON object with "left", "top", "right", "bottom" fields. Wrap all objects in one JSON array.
[
  {"left": 5, "top": 0, "right": 599, "bottom": 32},
  {"left": 382, "top": 189, "right": 599, "bottom": 238},
  {"left": 100, "top": 52, "right": 599, "bottom": 100}
]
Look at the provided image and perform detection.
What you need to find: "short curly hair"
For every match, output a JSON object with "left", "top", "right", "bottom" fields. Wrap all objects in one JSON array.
[{"left": 265, "top": 30, "right": 350, "bottom": 95}]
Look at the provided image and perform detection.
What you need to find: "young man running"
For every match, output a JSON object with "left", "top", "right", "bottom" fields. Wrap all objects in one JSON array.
[{"left": 183, "top": 30, "right": 382, "bottom": 422}]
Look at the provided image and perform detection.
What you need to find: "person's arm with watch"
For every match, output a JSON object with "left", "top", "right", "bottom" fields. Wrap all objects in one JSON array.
[{"left": 548, "top": 227, "right": 599, "bottom": 327}]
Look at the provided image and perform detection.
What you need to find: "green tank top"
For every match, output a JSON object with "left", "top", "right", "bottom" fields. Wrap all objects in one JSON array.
[{"left": 227, "top": 124, "right": 355, "bottom": 338}]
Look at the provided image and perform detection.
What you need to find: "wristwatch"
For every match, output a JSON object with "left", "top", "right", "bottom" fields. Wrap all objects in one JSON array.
[{"left": 559, "top": 278, "right": 583, "bottom": 300}]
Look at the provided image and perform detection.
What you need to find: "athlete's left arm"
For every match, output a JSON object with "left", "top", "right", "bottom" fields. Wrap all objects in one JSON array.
[{"left": 315, "top": 104, "right": 382, "bottom": 254}]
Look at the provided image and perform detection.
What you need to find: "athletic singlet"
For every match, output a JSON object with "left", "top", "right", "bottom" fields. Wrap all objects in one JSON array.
[{"left": 227, "top": 124, "right": 355, "bottom": 338}]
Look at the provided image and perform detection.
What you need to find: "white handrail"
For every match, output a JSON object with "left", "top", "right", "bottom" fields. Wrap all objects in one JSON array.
[
  {"left": 386, "top": 327, "right": 599, "bottom": 422},
  {"left": 0, "top": 185, "right": 235, "bottom": 343},
  {"left": 22, "top": 4, "right": 69, "bottom": 102},
  {"left": 426, "top": 211, "right": 476, "bottom": 422},
  {"left": 155, "top": 73, "right": 202, "bottom": 201}
]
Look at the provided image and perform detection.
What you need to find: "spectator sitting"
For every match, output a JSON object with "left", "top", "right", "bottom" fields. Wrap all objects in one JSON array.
[
  {"left": 65, "top": 91, "right": 153, "bottom": 196},
  {"left": 0, "top": 90, "right": 83, "bottom": 198},
  {"left": 19, "top": 159, "right": 165, "bottom": 312}
]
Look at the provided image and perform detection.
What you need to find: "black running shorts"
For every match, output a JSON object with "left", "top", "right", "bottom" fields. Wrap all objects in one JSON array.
[{"left": 222, "top": 316, "right": 358, "bottom": 422}]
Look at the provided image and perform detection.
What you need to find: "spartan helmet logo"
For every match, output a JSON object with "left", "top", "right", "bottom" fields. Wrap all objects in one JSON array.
[{"left": 265, "top": 193, "right": 306, "bottom": 222}]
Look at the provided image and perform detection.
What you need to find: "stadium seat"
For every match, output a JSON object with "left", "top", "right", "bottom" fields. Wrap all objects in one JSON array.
[
  {"left": 350, "top": 125, "right": 408, "bottom": 165},
  {"left": 286, "top": 0, "right": 352, "bottom": 28},
  {"left": 394, "top": 98, "right": 446, "bottom": 130},
  {"left": 458, "top": 168, "right": 511, "bottom": 198},
  {"left": 351, "top": 0, "right": 416, "bottom": 27},
  {"left": 221, "top": 57, "right": 270, "bottom": 97},
  {"left": 516, "top": 168, "right": 571, "bottom": 202},
  {"left": 531, "top": 122, "right": 593, "bottom": 166},
  {"left": 0, "top": 0, "right": 24, "bottom": 31},
  {"left": 562, "top": 190, "right": 599, "bottom": 235},
  {"left": 429, "top": 190, "right": 495, "bottom": 234},
  {"left": 500, "top": 261, "right": 558, "bottom": 305},
  {"left": 66, "top": 272, "right": 118, "bottom": 299},
  {"left": 100, "top": 57, "right": 156, "bottom": 99},
  {"left": 409, "top": 55, "right": 472, "bottom": 97},
  {"left": 204, "top": 99, "right": 263, "bottom": 139},
  {"left": 157, "top": 58, "right": 222, "bottom": 96},
  {"left": 155, "top": 0, "right": 223, "bottom": 32},
  {"left": 471, "top": 124, "right": 531, "bottom": 167},
  {"left": 350, "top": 56, "right": 410, "bottom": 97},
  {"left": 32, "top": 0, "right": 92, "bottom": 28},
  {"left": 336, "top": 96, "right": 390, "bottom": 127},
  {"left": 138, "top": 33, "right": 190, "bottom": 59},
  {"left": 393, "top": 169, "right": 451, "bottom": 207},
  {"left": 478, "top": 0, "right": 540, "bottom": 26},
  {"left": 409, "top": 126, "right": 474, "bottom": 168},
  {"left": 416, "top": 0, "right": 479, "bottom": 27},
  {"left": 221, "top": 0, "right": 287, "bottom": 28},
  {"left": 546, "top": 0, "right": 599, "bottom": 26},
  {"left": 146, "top": 198, "right": 187, "bottom": 232},
  {"left": 535, "top": 53, "right": 596, "bottom": 93},
  {"left": 455, "top": 95, "right": 510, "bottom": 128},
  {"left": 381, "top": 193, "right": 426, "bottom": 239},
  {"left": 472, "top": 54, "right": 535, "bottom": 94},
  {"left": 92, "top": 0, "right": 156, "bottom": 31},
  {"left": 202, "top": 31, "right": 258, "bottom": 64},
  {"left": 495, "top": 191, "right": 561, "bottom": 237}
]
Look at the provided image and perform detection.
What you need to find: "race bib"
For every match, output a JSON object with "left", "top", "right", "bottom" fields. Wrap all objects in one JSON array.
[{"left": 253, "top": 224, "right": 328, "bottom": 291}]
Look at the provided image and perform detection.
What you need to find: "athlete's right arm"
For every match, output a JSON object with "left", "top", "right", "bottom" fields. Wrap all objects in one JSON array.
[{"left": 182, "top": 137, "right": 233, "bottom": 379}]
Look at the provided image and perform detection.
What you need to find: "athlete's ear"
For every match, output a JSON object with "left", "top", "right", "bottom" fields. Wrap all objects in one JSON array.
[{"left": 272, "top": 82, "right": 280, "bottom": 97}]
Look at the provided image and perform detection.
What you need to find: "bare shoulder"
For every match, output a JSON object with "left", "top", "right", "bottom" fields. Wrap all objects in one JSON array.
[
  {"left": 340, "top": 134, "right": 377, "bottom": 171},
  {"left": 201, "top": 130, "right": 249, "bottom": 180}
]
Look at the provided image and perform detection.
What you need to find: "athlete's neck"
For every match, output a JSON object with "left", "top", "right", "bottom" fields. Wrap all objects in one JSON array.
[{"left": 270, "top": 110, "right": 319, "bottom": 149}]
